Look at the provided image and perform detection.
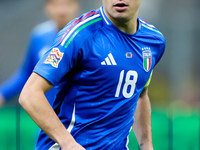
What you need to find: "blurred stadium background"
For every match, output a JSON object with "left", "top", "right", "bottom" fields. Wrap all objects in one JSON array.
[{"left": 0, "top": 0, "right": 200, "bottom": 149}]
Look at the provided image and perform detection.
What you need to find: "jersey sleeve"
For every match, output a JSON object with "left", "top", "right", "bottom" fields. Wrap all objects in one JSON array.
[
  {"left": 33, "top": 28, "right": 84, "bottom": 86},
  {"left": 0, "top": 32, "right": 39, "bottom": 101},
  {"left": 155, "top": 35, "right": 166, "bottom": 66}
]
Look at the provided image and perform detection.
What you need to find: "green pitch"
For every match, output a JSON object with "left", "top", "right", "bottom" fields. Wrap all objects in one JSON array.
[{"left": 0, "top": 106, "right": 199, "bottom": 150}]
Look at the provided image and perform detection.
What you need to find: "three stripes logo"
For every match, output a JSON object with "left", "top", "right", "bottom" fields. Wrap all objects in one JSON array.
[{"left": 101, "top": 53, "right": 117, "bottom": 65}]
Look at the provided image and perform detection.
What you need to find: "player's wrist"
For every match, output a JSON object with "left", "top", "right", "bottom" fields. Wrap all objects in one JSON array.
[
  {"left": 60, "top": 142, "right": 85, "bottom": 150},
  {"left": 56, "top": 131, "right": 77, "bottom": 149},
  {"left": 59, "top": 137, "right": 85, "bottom": 150},
  {"left": 139, "top": 142, "right": 153, "bottom": 150}
]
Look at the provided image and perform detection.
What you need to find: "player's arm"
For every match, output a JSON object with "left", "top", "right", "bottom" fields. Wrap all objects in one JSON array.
[
  {"left": 0, "top": 54, "right": 33, "bottom": 105},
  {"left": 132, "top": 87, "right": 153, "bottom": 150},
  {"left": 0, "top": 32, "right": 38, "bottom": 106},
  {"left": 0, "top": 68, "right": 30, "bottom": 106},
  {"left": 19, "top": 72, "right": 85, "bottom": 150}
]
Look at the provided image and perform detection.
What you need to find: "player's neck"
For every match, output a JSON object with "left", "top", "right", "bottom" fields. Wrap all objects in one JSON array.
[
  {"left": 114, "top": 18, "right": 138, "bottom": 35},
  {"left": 57, "top": 22, "right": 68, "bottom": 31},
  {"left": 57, "top": 25, "right": 64, "bottom": 31},
  {"left": 108, "top": 13, "right": 139, "bottom": 35}
]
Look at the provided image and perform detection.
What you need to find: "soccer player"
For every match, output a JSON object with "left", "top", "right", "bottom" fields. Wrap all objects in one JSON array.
[
  {"left": 19, "top": 0, "right": 165, "bottom": 149},
  {"left": 0, "top": 0, "right": 79, "bottom": 106}
]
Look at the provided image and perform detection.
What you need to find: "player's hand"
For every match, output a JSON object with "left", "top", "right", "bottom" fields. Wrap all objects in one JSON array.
[
  {"left": 61, "top": 142, "right": 85, "bottom": 150},
  {"left": 0, "top": 94, "right": 5, "bottom": 107}
]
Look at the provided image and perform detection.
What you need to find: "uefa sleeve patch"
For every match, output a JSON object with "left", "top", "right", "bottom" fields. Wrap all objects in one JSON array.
[{"left": 44, "top": 48, "right": 64, "bottom": 68}]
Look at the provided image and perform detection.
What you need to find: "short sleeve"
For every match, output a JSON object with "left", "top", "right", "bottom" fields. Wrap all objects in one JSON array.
[
  {"left": 33, "top": 29, "right": 83, "bottom": 85},
  {"left": 155, "top": 37, "right": 166, "bottom": 66}
]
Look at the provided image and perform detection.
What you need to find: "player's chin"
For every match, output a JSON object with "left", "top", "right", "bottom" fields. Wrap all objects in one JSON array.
[
  {"left": 114, "top": 14, "right": 130, "bottom": 22},
  {"left": 112, "top": 10, "right": 129, "bottom": 19}
]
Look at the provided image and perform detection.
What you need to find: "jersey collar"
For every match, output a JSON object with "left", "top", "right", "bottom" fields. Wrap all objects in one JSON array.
[
  {"left": 99, "top": 6, "right": 142, "bottom": 35},
  {"left": 99, "top": 6, "right": 112, "bottom": 25}
]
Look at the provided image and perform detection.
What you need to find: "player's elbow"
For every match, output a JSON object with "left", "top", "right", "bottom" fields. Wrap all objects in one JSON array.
[
  {"left": 18, "top": 91, "right": 26, "bottom": 107},
  {"left": 19, "top": 87, "right": 32, "bottom": 108}
]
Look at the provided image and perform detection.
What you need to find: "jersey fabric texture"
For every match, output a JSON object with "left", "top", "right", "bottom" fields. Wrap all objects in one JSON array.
[
  {"left": 0, "top": 21, "right": 57, "bottom": 102},
  {"left": 34, "top": 6, "right": 165, "bottom": 150}
]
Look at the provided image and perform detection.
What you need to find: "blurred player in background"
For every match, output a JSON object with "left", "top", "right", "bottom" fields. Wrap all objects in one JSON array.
[
  {"left": 0, "top": 0, "right": 79, "bottom": 106},
  {"left": 19, "top": 0, "right": 165, "bottom": 149}
]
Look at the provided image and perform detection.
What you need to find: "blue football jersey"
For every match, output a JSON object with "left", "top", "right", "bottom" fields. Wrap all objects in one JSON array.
[{"left": 34, "top": 6, "right": 165, "bottom": 150}]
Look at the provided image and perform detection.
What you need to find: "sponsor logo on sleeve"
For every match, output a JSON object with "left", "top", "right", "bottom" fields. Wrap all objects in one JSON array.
[{"left": 44, "top": 48, "right": 64, "bottom": 68}]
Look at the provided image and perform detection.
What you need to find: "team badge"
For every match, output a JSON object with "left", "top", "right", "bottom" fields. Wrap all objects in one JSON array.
[
  {"left": 125, "top": 52, "right": 133, "bottom": 58},
  {"left": 44, "top": 48, "right": 64, "bottom": 68},
  {"left": 143, "top": 50, "right": 152, "bottom": 72}
]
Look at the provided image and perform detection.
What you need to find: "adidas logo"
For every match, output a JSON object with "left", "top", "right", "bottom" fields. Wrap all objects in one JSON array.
[{"left": 101, "top": 53, "right": 117, "bottom": 65}]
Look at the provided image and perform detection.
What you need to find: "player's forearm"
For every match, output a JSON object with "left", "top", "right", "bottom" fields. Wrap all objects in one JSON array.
[
  {"left": 19, "top": 86, "right": 75, "bottom": 148},
  {"left": 132, "top": 95, "right": 153, "bottom": 150}
]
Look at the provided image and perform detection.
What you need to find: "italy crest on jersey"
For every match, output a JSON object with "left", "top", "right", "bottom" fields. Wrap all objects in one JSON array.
[
  {"left": 44, "top": 48, "right": 64, "bottom": 68},
  {"left": 143, "top": 50, "right": 152, "bottom": 72}
]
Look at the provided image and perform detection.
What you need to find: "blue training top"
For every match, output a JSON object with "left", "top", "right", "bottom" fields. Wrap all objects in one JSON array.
[
  {"left": 34, "top": 6, "right": 165, "bottom": 150},
  {"left": 0, "top": 20, "right": 57, "bottom": 102}
]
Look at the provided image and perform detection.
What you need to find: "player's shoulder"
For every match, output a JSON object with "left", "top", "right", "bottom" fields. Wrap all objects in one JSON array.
[
  {"left": 64, "top": 9, "right": 103, "bottom": 33},
  {"left": 58, "top": 9, "right": 104, "bottom": 47},
  {"left": 32, "top": 20, "right": 57, "bottom": 37},
  {"left": 138, "top": 18, "right": 165, "bottom": 43}
]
